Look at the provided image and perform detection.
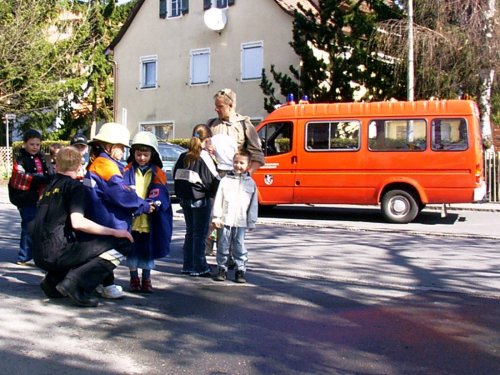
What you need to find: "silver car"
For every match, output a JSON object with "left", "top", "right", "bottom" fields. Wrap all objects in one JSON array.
[{"left": 158, "top": 142, "right": 186, "bottom": 196}]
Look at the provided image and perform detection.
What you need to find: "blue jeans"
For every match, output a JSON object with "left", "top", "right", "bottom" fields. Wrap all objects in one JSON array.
[
  {"left": 180, "top": 198, "right": 211, "bottom": 275},
  {"left": 217, "top": 226, "right": 248, "bottom": 272},
  {"left": 18, "top": 206, "right": 37, "bottom": 262}
]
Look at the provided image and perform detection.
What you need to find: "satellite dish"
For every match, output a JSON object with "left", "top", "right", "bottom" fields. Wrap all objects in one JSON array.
[{"left": 204, "top": 8, "right": 227, "bottom": 31}]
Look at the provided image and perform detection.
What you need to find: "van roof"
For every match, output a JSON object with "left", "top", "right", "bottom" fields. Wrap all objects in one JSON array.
[{"left": 265, "top": 100, "right": 478, "bottom": 121}]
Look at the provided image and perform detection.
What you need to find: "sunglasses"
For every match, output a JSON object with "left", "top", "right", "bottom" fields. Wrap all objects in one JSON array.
[{"left": 218, "top": 90, "right": 233, "bottom": 103}]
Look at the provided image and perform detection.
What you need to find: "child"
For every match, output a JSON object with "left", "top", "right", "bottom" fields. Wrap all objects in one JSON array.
[
  {"left": 123, "top": 131, "right": 173, "bottom": 293},
  {"left": 70, "top": 133, "right": 89, "bottom": 180},
  {"left": 8, "top": 129, "right": 50, "bottom": 265},
  {"left": 173, "top": 124, "right": 220, "bottom": 277},
  {"left": 212, "top": 150, "right": 258, "bottom": 283},
  {"left": 83, "top": 123, "right": 154, "bottom": 299},
  {"left": 31, "top": 146, "right": 134, "bottom": 307},
  {"left": 46, "top": 143, "right": 62, "bottom": 176}
]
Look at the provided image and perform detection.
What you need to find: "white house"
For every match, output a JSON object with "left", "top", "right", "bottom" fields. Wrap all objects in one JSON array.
[{"left": 107, "top": 0, "right": 318, "bottom": 139}]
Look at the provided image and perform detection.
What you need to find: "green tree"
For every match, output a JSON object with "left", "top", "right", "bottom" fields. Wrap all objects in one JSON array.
[
  {"left": 0, "top": 0, "right": 136, "bottom": 143},
  {"left": 0, "top": 0, "right": 85, "bottom": 141},
  {"left": 260, "top": 0, "right": 405, "bottom": 112},
  {"left": 373, "top": 0, "right": 499, "bottom": 138},
  {"left": 58, "top": 0, "right": 137, "bottom": 140}
]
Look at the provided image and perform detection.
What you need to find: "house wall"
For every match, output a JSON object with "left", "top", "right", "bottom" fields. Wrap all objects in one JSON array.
[{"left": 112, "top": 0, "right": 299, "bottom": 139}]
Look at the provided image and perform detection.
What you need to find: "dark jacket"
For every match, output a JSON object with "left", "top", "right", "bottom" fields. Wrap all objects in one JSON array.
[
  {"left": 82, "top": 152, "right": 151, "bottom": 230},
  {"left": 8, "top": 148, "right": 50, "bottom": 208},
  {"left": 123, "top": 163, "right": 173, "bottom": 259},
  {"left": 173, "top": 150, "right": 220, "bottom": 201}
]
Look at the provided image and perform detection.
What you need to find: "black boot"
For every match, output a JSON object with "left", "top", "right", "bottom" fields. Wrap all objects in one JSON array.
[
  {"left": 40, "top": 276, "right": 64, "bottom": 299},
  {"left": 56, "top": 278, "right": 99, "bottom": 307}
]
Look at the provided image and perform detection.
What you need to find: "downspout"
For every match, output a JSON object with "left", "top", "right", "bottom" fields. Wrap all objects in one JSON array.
[{"left": 110, "top": 59, "right": 118, "bottom": 123}]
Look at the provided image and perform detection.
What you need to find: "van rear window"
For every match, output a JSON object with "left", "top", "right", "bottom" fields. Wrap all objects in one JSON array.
[
  {"left": 368, "top": 119, "right": 427, "bottom": 151},
  {"left": 306, "top": 121, "right": 360, "bottom": 151},
  {"left": 431, "top": 118, "right": 468, "bottom": 151}
]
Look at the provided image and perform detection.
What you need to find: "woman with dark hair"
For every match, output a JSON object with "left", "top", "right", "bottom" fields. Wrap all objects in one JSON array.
[{"left": 173, "top": 124, "right": 220, "bottom": 277}]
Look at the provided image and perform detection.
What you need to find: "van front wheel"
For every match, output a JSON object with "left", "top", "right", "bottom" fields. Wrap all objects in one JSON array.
[{"left": 381, "top": 189, "right": 419, "bottom": 223}]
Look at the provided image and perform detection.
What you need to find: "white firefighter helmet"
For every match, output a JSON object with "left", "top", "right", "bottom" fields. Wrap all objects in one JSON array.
[
  {"left": 90, "top": 122, "right": 130, "bottom": 147},
  {"left": 131, "top": 131, "right": 159, "bottom": 154}
]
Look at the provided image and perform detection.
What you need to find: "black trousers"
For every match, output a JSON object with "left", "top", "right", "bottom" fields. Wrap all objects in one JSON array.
[{"left": 37, "top": 236, "right": 132, "bottom": 293}]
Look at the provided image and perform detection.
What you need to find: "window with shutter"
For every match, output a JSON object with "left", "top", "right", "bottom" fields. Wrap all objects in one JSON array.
[
  {"left": 159, "top": 0, "right": 167, "bottom": 18},
  {"left": 140, "top": 56, "right": 158, "bottom": 89},
  {"left": 190, "top": 49, "right": 210, "bottom": 85},
  {"left": 204, "top": 0, "right": 234, "bottom": 10},
  {"left": 167, "top": 0, "right": 188, "bottom": 18},
  {"left": 241, "top": 42, "right": 263, "bottom": 81}
]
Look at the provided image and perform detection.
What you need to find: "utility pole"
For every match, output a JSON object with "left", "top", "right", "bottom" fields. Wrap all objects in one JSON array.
[
  {"left": 407, "top": 0, "right": 414, "bottom": 101},
  {"left": 4, "top": 113, "right": 16, "bottom": 177}
]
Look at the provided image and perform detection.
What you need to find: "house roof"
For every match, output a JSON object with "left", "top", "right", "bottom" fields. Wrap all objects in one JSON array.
[
  {"left": 106, "top": 0, "right": 318, "bottom": 52},
  {"left": 273, "top": 0, "right": 319, "bottom": 15},
  {"left": 107, "top": 0, "right": 145, "bottom": 53}
]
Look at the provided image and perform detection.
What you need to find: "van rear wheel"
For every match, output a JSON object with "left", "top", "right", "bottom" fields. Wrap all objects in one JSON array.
[{"left": 381, "top": 189, "right": 419, "bottom": 223}]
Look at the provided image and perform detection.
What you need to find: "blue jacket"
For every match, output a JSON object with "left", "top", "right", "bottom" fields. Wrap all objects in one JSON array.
[
  {"left": 123, "top": 163, "right": 173, "bottom": 259},
  {"left": 83, "top": 152, "right": 151, "bottom": 230}
]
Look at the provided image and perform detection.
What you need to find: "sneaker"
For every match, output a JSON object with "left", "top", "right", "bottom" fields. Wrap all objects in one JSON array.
[
  {"left": 141, "top": 278, "right": 153, "bottom": 293},
  {"left": 16, "top": 261, "right": 31, "bottom": 266},
  {"left": 190, "top": 270, "right": 212, "bottom": 277},
  {"left": 129, "top": 277, "right": 141, "bottom": 293},
  {"left": 235, "top": 270, "right": 246, "bottom": 284},
  {"left": 214, "top": 268, "right": 227, "bottom": 282},
  {"left": 96, "top": 284, "right": 124, "bottom": 299}
]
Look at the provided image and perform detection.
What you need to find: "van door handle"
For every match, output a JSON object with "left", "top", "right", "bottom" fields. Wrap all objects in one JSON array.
[{"left": 292, "top": 156, "right": 297, "bottom": 164}]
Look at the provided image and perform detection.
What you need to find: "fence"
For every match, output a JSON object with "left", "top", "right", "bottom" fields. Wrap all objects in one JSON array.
[
  {"left": 484, "top": 150, "right": 499, "bottom": 202},
  {"left": 0, "top": 147, "right": 12, "bottom": 179},
  {"left": 1, "top": 146, "right": 499, "bottom": 202}
]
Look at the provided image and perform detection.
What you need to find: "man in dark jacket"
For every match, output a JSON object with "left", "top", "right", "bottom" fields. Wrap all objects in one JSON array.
[{"left": 31, "top": 147, "right": 134, "bottom": 307}]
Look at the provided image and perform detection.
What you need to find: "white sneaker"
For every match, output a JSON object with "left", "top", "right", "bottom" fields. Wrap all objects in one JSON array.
[{"left": 96, "top": 284, "right": 124, "bottom": 299}]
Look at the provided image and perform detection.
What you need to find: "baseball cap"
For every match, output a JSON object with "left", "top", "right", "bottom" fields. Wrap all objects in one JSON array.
[{"left": 70, "top": 133, "right": 88, "bottom": 146}]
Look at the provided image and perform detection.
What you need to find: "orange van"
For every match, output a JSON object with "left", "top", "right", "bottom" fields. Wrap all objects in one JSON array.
[{"left": 253, "top": 100, "right": 486, "bottom": 223}]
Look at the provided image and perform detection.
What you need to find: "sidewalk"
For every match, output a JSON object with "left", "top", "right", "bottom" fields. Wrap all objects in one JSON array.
[{"left": 1, "top": 180, "right": 499, "bottom": 213}]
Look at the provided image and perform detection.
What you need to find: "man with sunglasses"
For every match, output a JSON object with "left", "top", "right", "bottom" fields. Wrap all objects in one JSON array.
[
  {"left": 205, "top": 88, "right": 265, "bottom": 258},
  {"left": 208, "top": 88, "right": 264, "bottom": 176}
]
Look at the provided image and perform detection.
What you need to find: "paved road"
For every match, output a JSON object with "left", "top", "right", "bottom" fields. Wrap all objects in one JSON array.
[{"left": 0, "top": 184, "right": 499, "bottom": 374}]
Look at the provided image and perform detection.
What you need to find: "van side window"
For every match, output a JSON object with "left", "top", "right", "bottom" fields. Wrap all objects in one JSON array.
[
  {"left": 431, "top": 118, "right": 468, "bottom": 151},
  {"left": 368, "top": 119, "right": 427, "bottom": 151},
  {"left": 257, "top": 121, "right": 293, "bottom": 156},
  {"left": 306, "top": 121, "right": 360, "bottom": 151}
]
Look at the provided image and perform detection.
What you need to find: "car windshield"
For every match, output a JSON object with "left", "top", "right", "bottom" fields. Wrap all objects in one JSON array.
[{"left": 159, "top": 144, "right": 185, "bottom": 161}]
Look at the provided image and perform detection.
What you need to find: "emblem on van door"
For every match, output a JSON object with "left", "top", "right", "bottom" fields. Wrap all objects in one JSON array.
[{"left": 264, "top": 174, "right": 274, "bottom": 185}]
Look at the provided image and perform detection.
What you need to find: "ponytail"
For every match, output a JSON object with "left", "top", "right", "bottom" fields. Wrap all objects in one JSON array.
[{"left": 184, "top": 124, "right": 212, "bottom": 167}]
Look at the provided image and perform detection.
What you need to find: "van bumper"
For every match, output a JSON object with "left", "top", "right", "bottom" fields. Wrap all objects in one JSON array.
[{"left": 474, "top": 181, "right": 487, "bottom": 201}]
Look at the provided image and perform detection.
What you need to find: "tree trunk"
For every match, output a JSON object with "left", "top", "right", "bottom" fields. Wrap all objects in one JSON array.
[{"left": 479, "top": 0, "right": 497, "bottom": 139}]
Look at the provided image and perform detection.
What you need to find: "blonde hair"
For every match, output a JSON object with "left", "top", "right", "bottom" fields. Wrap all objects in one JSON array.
[
  {"left": 214, "top": 88, "right": 236, "bottom": 107},
  {"left": 56, "top": 147, "right": 82, "bottom": 173},
  {"left": 184, "top": 124, "right": 212, "bottom": 167}
]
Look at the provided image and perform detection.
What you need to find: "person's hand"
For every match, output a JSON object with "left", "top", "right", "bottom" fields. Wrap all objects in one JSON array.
[
  {"left": 148, "top": 202, "right": 156, "bottom": 213},
  {"left": 206, "top": 143, "right": 216, "bottom": 154},
  {"left": 114, "top": 229, "right": 134, "bottom": 242},
  {"left": 247, "top": 227, "right": 255, "bottom": 232},
  {"left": 212, "top": 219, "right": 223, "bottom": 229}
]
